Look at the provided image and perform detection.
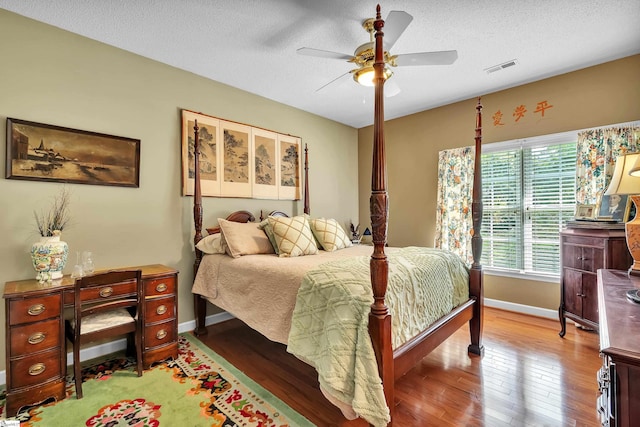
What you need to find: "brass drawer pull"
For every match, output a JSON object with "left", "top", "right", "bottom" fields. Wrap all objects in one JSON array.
[
  {"left": 156, "top": 305, "right": 167, "bottom": 315},
  {"left": 155, "top": 283, "right": 168, "bottom": 293},
  {"left": 99, "top": 287, "right": 113, "bottom": 298},
  {"left": 28, "top": 304, "right": 45, "bottom": 316},
  {"left": 28, "top": 363, "right": 46, "bottom": 376},
  {"left": 28, "top": 332, "right": 46, "bottom": 345},
  {"left": 156, "top": 329, "right": 167, "bottom": 340}
]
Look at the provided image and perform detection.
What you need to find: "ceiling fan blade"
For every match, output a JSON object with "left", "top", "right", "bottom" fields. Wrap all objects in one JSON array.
[
  {"left": 385, "top": 79, "right": 401, "bottom": 97},
  {"left": 395, "top": 50, "right": 458, "bottom": 66},
  {"left": 383, "top": 10, "right": 413, "bottom": 51},
  {"left": 315, "top": 71, "right": 352, "bottom": 93},
  {"left": 297, "top": 47, "right": 353, "bottom": 61}
]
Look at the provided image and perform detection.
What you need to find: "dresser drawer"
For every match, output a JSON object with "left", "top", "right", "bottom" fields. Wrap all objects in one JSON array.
[
  {"left": 80, "top": 281, "right": 137, "bottom": 303},
  {"left": 9, "top": 348, "right": 63, "bottom": 389},
  {"left": 10, "top": 318, "right": 60, "bottom": 355},
  {"left": 562, "top": 244, "right": 604, "bottom": 272},
  {"left": 144, "top": 276, "right": 176, "bottom": 297},
  {"left": 8, "top": 294, "right": 61, "bottom": 326},
  {"left": 144, "top": 320, "right": 176, "bottom": 349},
  {"left": 145, "top": 296, "right": 175, "bottom": 324}
]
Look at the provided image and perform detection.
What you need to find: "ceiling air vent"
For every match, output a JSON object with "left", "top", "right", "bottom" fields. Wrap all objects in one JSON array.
[{"left": 485, "top": 59, "right": 518, "bottom": 74}]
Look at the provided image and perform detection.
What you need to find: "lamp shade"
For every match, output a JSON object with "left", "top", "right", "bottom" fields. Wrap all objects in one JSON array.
[
  {"left": 604, "top": 153, "right": 640, "bottom": 195},
  {"left": 353, "top": 66, "right": 393, "bottom": 86},
  {"left": 630, "top": 153, "right": 640, "bottom": 177}
]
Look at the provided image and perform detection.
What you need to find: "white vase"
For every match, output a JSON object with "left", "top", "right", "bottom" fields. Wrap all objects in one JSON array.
[{"left": 31, "top": 234, "right": 69, "bottom": 283}]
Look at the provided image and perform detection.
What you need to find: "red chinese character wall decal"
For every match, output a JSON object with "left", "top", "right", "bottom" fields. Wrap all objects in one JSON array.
[
  {"left": 492, "top": 110, "right": 505, "bottom": 126},
  {"left": 534, "top": 100, "right": 553, "bottom": 117},
  {"left": 513, "top": 104, "right": 527, "bottom": 122}
]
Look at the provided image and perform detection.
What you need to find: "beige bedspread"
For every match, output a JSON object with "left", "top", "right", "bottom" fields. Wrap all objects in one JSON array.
[{"left": 192, "top": 244, "right": 375, "bottom": 344}]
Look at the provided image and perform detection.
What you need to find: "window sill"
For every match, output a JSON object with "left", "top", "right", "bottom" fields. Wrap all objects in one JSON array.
[{"left": 483, "top": 267, "right": 560, "bottom": 284}]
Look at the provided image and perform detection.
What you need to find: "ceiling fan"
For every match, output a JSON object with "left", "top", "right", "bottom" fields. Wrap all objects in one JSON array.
[{"left": 297, "top": 10, "right": 458, "bottom": 95}]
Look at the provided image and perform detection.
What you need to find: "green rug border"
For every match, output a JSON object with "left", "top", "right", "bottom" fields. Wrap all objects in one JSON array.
[{"left": 181, "top": 332, "right": 315, "bottom": 426}]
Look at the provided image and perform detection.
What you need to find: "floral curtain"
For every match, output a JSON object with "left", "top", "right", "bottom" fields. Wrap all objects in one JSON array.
[
  {"left": 435, "top": 146, "right": 475, "bottom": 265},
  {"left": 576, "top": 126, "right": 640, "bottom": 204}
]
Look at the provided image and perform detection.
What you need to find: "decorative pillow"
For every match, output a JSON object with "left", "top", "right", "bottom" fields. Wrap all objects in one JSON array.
[
  {"left": 195, "top": 233, "right": 226, "bottom": 254},
  {"left": 310, "top": 218, "right": 352, "bottom": 252},
  {"left": 267, "top": 215, "right": 318, "bottom": 257},
  {"left": 218, "top": 218, "right": 275, "bottom": 258},
  {"left": 258, "top": 219, "right": 280, "bottom": 255}
]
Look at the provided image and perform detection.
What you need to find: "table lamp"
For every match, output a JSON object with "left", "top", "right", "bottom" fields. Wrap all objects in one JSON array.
[{"left": 604, "top": 153, "right": 640, "bottom": 302}]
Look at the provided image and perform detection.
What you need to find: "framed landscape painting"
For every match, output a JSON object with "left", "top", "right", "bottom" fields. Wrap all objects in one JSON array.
[
  {"left": 252, "top": 128, "right": 278, "bottom": 199},
  {"left": 6, "top": 118, "right": 140, "bottom": 187},
  {"left": 278, "top": 134, "right": 302, "bottom": 200}
]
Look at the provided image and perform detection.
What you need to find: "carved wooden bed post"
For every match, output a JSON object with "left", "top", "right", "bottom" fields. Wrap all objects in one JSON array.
[
  {"left": 468, "top": 98, "right": 484, "bottom": 356},
  {"left": 192, "top": 120, "right": 208, "bottom": 336},
  {"left": 304, "top": 143, "right": 310, "bottom": 215},
  {"left": 368, "top": 5, "right": 394, "bottom": 422}
]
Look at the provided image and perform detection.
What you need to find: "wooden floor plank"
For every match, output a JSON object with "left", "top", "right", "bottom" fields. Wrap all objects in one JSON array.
[{"left": 195, "top": 307, "right": 602, "bottom": 426}]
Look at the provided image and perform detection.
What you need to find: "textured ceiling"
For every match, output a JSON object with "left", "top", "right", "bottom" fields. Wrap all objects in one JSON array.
[{"left": 1, "top": 0, "right": 639, "bottom": 128}]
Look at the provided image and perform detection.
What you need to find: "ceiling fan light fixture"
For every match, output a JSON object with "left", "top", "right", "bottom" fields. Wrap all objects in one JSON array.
[{"left": 353, "top": 66, "right": 393, "bottom": 86}]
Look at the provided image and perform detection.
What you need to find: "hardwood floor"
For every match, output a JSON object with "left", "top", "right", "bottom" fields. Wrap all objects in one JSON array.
[{"left": 195, "top": 307, "right": 602, "bottom": 426}]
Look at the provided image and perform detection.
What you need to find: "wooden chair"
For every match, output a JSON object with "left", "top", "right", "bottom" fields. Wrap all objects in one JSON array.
[{"left": 65, "top": 269, "right": 144, "bottom": 399}]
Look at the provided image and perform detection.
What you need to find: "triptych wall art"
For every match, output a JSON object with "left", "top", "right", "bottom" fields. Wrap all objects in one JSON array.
[{"left": 181, "top": 110, "right": 301, "bottom": 200}]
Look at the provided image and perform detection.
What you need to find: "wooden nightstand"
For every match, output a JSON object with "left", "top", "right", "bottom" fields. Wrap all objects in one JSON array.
[
  {"left": 559, "top": 226, "right": 632, "bottom": 336},
  {"left": 3, "top": 264, "right": 178, "bottom": 416}
]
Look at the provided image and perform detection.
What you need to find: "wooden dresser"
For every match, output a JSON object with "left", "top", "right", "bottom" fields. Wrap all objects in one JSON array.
[
  {"left": 596, "top": 269, "right": 640, "bottom": 427},
  {"left": 3, "top": 264, "right": 178, "bottom": 417},
  {"left": 559, "top": 226, "right": 632, "bottom": 336}
]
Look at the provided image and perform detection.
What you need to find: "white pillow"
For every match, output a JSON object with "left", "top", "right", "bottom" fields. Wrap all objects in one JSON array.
[
  {"left": 310, "top": 218, "right": 352, "bottom": 252},
  {"left": 218, "top": 218, "right": 275, "bottom": 258},
  {"left": 195, "top": 233, "right": 226, "bottom": 254},
  {"left": 267, "top": 215, "right": 318, "bottom": 257}
]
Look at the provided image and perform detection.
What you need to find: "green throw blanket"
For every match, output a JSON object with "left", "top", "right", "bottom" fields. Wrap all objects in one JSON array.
[{"left": 287, "top": 247, "right": 469, "bottom": 427}]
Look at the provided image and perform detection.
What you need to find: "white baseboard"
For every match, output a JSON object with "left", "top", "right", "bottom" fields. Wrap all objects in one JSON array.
[
  {"left": 0, "top": 304, "right": 557, "bottom": 387},
  {"left": 484, "top": 298, "right": 558, "bottom": 320},
  {"left": 0, "top": 311, "right": 235, "bottom": 387}
]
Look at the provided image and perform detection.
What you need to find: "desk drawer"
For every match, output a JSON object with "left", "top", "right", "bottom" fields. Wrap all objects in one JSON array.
[
  {"left": 80, "top": 281, "right": 137, "bottom": 303},
  {"left": 8, "top": 294, "right": 61, "bottom": 326},
  {"left": 144, "top": 276, "right": 176, "bottom": 297},
  {"left": 145, "top": 320, "right": 176, "bottom": 349},
  {"left": 145, "top": 296, "right": 175, "bottom": 324},
  {"left": 9, "top": 348, "right": 62, "bottom": 389},
  {"left": 10, "top": 318, "right": 60, "bottom": 355}
]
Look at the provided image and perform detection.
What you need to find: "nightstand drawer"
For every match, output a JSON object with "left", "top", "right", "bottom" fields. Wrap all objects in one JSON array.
[
  {"left": 144, "top": 276, "right": 176, "bottom": 297},
  {"left": 9, "top": 294, "right": 61, "bottom": 325},
  {"left": 145, "top": 297, "right": 175, "bottom": 324},
  {"left": 10, "top": 318, "right": 60, "bottom": 355},
  {"left": 144, "top": 320, "right": 176, "bottom": 349},
  {"left": 9, "top": 348, "right": 63, "bottom": 389}
]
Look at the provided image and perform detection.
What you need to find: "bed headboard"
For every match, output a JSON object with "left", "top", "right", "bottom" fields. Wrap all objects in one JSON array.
[{"left": 205, "top": 210, "right": 255, "bottom": 235}]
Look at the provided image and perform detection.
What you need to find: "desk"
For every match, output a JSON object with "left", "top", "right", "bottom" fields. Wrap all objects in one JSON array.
[
  {"left": 596, "top": 269, "right": 640, "bottom": 427},
  {"left": 3, "top": 264, "right": 178, "bottom": 416}
]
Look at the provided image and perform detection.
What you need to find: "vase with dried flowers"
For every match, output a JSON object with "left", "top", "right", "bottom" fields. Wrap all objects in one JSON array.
[{"left": 31, "top": 188, "right": 71, "bottom": 283}]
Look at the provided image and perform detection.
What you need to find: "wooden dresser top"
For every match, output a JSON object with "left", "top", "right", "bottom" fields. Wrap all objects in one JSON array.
[{"left": 597, "top": 269, "right": 640, "bottom": 363}]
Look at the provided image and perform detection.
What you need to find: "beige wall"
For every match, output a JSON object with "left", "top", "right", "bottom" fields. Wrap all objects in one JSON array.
[
  {"left": 0, "top": 10, "right": 358, "bottom": 369},
  {"left": 358, "top": 55, "right": 640, "bottom": 311}
]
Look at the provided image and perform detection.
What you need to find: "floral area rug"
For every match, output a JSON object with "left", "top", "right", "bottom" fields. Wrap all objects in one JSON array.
[{"left": 0, "top": 333, "right": 313, "bottom": 426}]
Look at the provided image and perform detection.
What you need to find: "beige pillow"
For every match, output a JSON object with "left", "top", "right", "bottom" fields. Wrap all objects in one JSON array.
[
  {"left": 310, "top": 218, "right": 352, "bottom": 252},
  {"left": 268, "top": 215, "right": 318, "bottom": 257},
  {"left": 195, "top": 233, "right": 226, "bottom": 254},
  {"left": 218, "top": 218, "right": 275, "bottom": 258}
]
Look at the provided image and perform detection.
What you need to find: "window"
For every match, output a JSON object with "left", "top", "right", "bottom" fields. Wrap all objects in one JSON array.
[{"left": 481, "top": 132, "right": 576, "bottom": 277}]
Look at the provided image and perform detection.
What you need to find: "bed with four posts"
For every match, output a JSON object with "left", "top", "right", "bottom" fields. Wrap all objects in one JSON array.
[{"left": 190, "top": 5, "right": 484, "bottom": 426}]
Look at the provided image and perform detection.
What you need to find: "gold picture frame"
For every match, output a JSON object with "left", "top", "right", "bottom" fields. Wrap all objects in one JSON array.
[{"left": 575, "top": 204, "right": 596, "bottom": 220}]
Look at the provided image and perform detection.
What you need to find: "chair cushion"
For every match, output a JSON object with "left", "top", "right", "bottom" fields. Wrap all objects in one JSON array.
[{"left": 77, "top": 308, "right": 135, "bottom": 334}]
